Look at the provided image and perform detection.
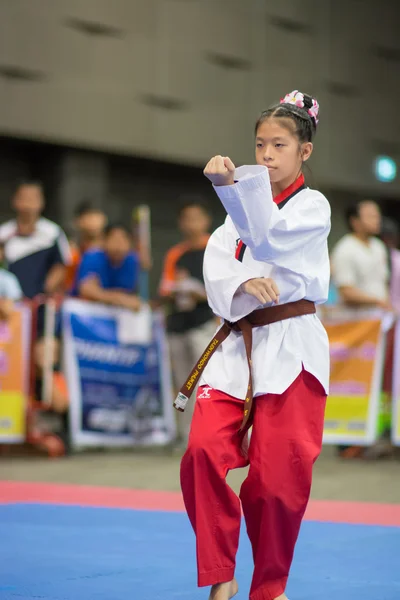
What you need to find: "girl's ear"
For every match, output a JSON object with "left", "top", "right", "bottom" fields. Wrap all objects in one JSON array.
[{"left": 301, "top": 142, "right": 313, "bottom": 163}]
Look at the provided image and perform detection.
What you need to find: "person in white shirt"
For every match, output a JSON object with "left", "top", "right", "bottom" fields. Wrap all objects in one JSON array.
[
  {"left": 178, "top": 91, "right": 330, "bottom": 600},
  {"left": 331, "top": 201, "right": 390, "bottom": 310}
]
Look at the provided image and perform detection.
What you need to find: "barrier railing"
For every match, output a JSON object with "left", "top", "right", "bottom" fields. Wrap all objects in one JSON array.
[
  {"left": 26, "top": 294, "right": 66, "bottom": 457},
  {"left": 1, "top": 299, "right": 399, "bottom": 455}
]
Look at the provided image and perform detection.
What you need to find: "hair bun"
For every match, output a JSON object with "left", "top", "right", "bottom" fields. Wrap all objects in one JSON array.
[{"left": 280, "top": 90, "right": 319, "bottom": 127}]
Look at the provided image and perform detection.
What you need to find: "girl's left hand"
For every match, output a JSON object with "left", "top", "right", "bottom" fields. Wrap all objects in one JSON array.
[{"left": 204, "top": 156, "right": 236, "bottom": 186}]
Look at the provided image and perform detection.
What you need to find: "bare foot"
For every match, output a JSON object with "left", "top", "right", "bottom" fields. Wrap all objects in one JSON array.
[{"left": 209, "top": 578, "right": 238, "bottom": 600}]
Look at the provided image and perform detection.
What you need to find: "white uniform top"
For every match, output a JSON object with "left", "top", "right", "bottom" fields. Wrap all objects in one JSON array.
[{"left": 200, "top": 165, "right": 331, "bottom": 399}]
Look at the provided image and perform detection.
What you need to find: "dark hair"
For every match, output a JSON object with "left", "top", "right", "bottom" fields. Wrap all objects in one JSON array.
[
  {"left": 15, "top": 179, "right": 43, "bottom": 193},
  {"left": 104, "top": 223, "right": 132, "bottom": 238},
  {"left": 345, "top": 200, "right": 379, "bottom": 232},
  {"left": 345, "top": 203, "right": 361, "bottom": 231},
  {"left": 74, "top": 200, "right": 104, "bottom": 219},
  {"left": 255, "top": 93, "right": 318, "bottom": 143},
  {"left": 177, "top": 196, "right": 211, "bottom": 218}
]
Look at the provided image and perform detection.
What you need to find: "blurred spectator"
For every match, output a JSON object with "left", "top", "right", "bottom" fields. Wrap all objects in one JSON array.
[
  {"left": 380, "top": 217, "right": 400, "bottom": 314},
  {"left": 379, "top": 218, "right": 400, "bottom": 457},
  {"left": 331, "top": 200, "right": 390, "bottom": 310},
  {"left": 332, "top": 202, "right": 393, "bottom": 459},
  {"left": 65, "top": 202, "right": 107, "bottom": 291},
  {"left": 0, "top": 241, "right": 23, "bottom": 320},
  {"left": 159, "top": 201, "right": 216, "bottom": 447},
  {"left": 75, "top": 223, "right": 141, "bottom": 311},
  {"left": 0, "top": 181, "right": 71, "bottom": 299},
  {"left": 74, "top": 201, "right": 107, "bottom": 250}
]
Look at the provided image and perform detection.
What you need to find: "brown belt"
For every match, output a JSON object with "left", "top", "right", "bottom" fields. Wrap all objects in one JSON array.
[{"left": 173, "top": 299, "right": 316, "bottom": 431}]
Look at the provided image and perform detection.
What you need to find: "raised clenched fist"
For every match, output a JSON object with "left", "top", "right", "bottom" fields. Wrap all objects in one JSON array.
[{"left": 203, "top": 155, "right": 236, "bottom": 187}]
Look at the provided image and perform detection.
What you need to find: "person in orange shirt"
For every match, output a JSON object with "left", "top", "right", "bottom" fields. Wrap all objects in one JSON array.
[{"left": 159, "top": 202, "right": 216, "bottom": 447}]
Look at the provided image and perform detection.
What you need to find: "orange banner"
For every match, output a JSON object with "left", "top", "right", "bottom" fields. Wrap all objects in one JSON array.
[
  {"left": 0, "top": 306, "right": 30, "bottom": 443},
  {"left": 323, "top": 319, "right": 385, "bottom": 445}
]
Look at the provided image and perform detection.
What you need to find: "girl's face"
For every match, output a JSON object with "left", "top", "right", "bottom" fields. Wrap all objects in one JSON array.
[{"left": 255, "top": 118, "right": 313, "bottom": 187}]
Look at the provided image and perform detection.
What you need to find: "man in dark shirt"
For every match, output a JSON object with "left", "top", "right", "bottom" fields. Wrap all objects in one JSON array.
[{"left": 159, "top": 202, "right": 216, "bottom": 446}]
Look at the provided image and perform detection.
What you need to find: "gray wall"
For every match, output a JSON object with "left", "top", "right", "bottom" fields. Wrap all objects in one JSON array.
[{"left": 0, "top": 0, "right": 399, "bottom": 196}]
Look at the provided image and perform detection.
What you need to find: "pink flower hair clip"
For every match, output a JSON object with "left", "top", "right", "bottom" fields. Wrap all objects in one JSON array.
[
  {"left": 307, "top": 98, "right": 320, "bottom": 125},
  {"left": 280, "top": 90, "right": 319, "bottom": 125},
  {"left": 281, "top": 90, "right": 305, "bottom": 108}
]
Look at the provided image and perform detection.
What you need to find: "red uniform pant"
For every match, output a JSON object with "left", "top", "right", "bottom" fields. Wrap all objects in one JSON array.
[{"left": 180, "top": 370, "right": 326, "bottom": 600}]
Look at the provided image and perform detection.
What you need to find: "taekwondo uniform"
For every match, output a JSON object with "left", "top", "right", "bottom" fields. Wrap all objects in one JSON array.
[{"left": 180, "top": 165, "right": 331, "bottom": 600}]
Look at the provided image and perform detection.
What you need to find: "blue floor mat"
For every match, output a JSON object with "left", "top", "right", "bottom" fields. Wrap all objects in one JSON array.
[{"left": 0, "top": 504, "right": 399, "bottom": 600}]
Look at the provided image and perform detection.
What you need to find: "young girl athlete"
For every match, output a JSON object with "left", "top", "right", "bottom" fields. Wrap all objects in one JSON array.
[{"left": 177, "top": 91, "right": 331, "bottom": 600}]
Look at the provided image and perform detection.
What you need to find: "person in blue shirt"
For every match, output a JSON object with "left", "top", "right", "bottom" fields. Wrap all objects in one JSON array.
[{"left": 75, "top": 224, "right": 141, "bottom": 311}]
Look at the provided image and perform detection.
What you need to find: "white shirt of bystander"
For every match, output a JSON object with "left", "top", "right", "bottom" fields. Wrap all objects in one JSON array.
[{"left": 331, "top": 234, "right": 389, "bottom": 302}]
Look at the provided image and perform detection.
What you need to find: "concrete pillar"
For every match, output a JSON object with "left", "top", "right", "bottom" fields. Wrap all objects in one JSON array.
[{"left": 54, "top": 150, "right": 109, "bottom": 230}]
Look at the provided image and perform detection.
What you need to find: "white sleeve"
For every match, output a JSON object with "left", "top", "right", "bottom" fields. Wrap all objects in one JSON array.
[
  {"left": 56, "top": 229, "right": 72, "bottom": 266},
  {"left": 0, "top": 221, "right": 15, "bottom": 244},
  {"left": 213, "top": 165, "right": 331, "bottom": 274},
  {"left": 203, "top": 217, "right": 264, "bottom": 322}
]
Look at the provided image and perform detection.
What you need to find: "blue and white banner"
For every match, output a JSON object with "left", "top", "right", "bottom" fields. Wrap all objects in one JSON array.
[{"left": 63, "top": 299, "right": 175, "bottom": 448}]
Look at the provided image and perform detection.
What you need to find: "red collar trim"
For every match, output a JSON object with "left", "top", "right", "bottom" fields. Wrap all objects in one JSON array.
[{"left": 273, "top": 173, "right": 305, "bottom": 205}]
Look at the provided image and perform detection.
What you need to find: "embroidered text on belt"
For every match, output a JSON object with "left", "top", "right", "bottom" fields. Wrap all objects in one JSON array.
[{"left": 173, "top": 299, "right": 316, "bottom": 431}]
